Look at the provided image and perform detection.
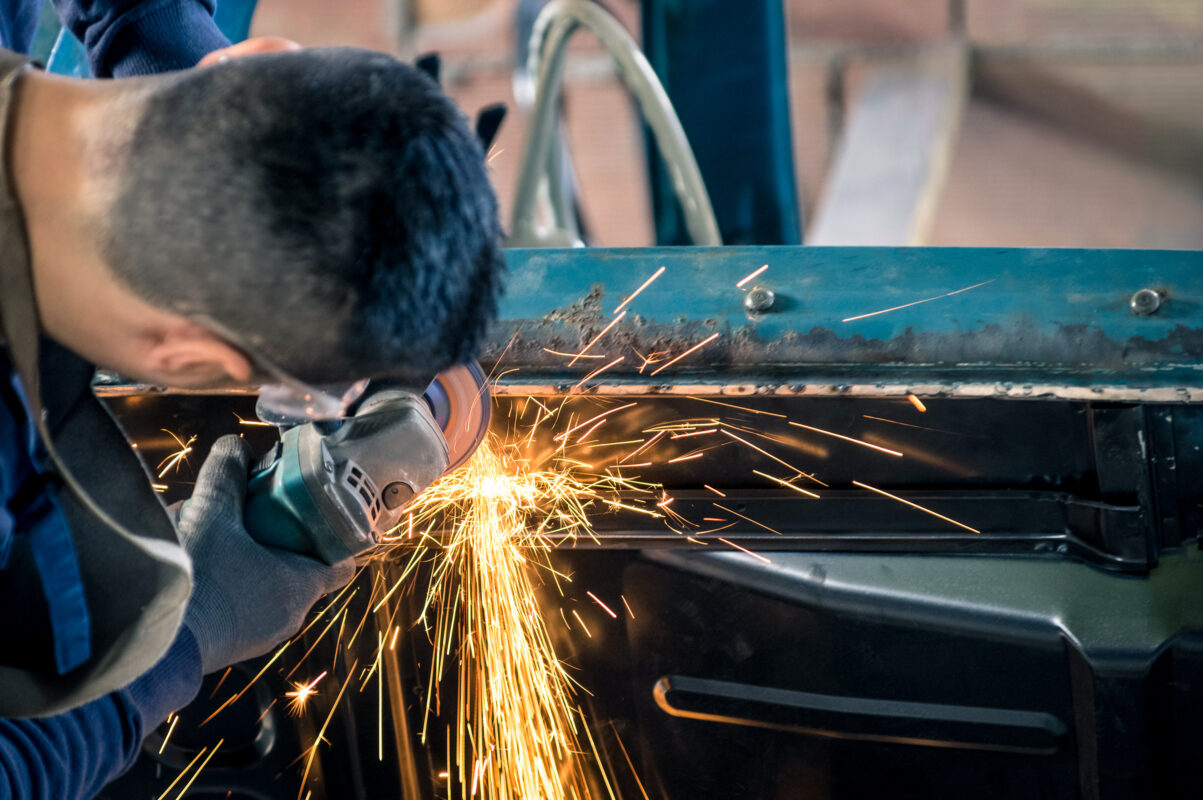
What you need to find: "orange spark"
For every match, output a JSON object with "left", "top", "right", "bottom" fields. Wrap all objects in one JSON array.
[
  {"left": 716, "top": 537, "right": 772, "bottom": 564},
  {"left": 613, "top": 266, "right": 666, "bottom": 315},
  {"left": 788, "top": 421, "right": 904, "bottom": 457},
  {"left": 621, "top": 595, "right": 635, "bottom": 620},
  {"left": 573, "top": 356, "right": 624, "bottom": 390},
  {"left": 285, "top": 671, "right": 328, "bottom": 717},
  {"left": 171, "top": 739, "right": 223, "bottom": 800},
  {"left": 569, "top": 311, "right": 627, "bottom": 366},
  {"left": 298, "top": 663, "right": 358, "bottom": 798},
  {"left": 852, "top": 480, "right": 980, "bottom": 533},
  {"left": 154, "top": 746, "right": 209, "bottom": 800},
  {"left": 720, "top": 429, "right": 818, "bottom": 482},
  {"left": 649, "top": 333, "right": 720, "bottom": 376},
  {"left": 672, "top": 428, "right": 717, "bottom": 439},
  {"left": 667, "top": 451, "right": 705, "bottom": 464},
  {"left": 692, "top": 397, "right": 788, "bottom": 418},
  {"left": 619, "top": 430, "right": 666, "bottom": 464},
  {"left": 752, "top": 469, "right": 821, "bottom": 498},
  {"left": 155, "top": 430, "right": 196, "bottom": 478},
  {"left": 736, "top": 263, "right": 768, "bottom": 288},
  {"left": 703, "top": 484, "right": 727, "bottom": 497},
  {"left": 908, "top": 394, "right": 928, "bottom": 412},
  {"left": 713, "top": 502, "right": 782, "bottom": 535},
  {"left": 233, "top": 412, "right": 273, "bottom": 427},
  {"left": 842, "top": 280, "right": 994, "bottom": 323},
  {"left": 553, "top": 402, "right": 636, "bottom": 442},
  {"left": 586, "top": 591, "right": 618, "bottom": 619},
  {"left": 541, "top": 348, "right": 605, "bottom": 360},
  {"left": 158, "top": 714, "right": 178, "bottom": 755},
  {"left": 571, "top": 610, "right": 592, "bottom": 638}
]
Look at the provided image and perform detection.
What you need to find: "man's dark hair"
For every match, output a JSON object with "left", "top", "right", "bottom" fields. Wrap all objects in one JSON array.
[{"left": 105, "top": 48, "right": 505, "bottom": 386}]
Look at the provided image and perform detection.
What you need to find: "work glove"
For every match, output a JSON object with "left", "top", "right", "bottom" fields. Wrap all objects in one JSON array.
[{"left": 178, "top": 435, "right": 355, "bottom": 674}]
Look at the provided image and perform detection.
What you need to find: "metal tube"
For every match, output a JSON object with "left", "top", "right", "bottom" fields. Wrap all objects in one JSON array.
[{"left": 509, "top": 0, "right": 721, "bottom": 247}]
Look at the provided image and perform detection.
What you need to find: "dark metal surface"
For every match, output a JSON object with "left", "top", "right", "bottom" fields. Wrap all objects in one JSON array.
[{"left": 100, "top": 392, "right": 1202, "bottom": 573}]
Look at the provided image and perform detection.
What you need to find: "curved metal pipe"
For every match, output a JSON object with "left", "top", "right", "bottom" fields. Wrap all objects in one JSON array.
[{"left": 509, "top": 0, "right": 721, "bottom": 247}]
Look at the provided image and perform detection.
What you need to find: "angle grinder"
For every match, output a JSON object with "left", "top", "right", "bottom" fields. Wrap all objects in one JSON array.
[{"left": 243, "top": 363, "right": 491, "bottom": 564}]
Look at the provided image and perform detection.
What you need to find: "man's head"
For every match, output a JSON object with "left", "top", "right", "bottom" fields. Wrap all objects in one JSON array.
[{"left": 17, "top": 47, "right": 504, "bottom": 391}]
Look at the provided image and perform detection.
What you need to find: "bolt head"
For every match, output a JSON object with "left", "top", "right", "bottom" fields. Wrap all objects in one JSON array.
[
  {"left": 1130, "top": 288, "right": 1162, "bottom": 316},
  {"left": 744, "top": 287, "right": 776, "bottom": 314}
]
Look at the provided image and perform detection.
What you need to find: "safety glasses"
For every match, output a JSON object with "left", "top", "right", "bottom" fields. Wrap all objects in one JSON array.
[{"left": 192, "top": 315, "right": 369, "bottom": 422}]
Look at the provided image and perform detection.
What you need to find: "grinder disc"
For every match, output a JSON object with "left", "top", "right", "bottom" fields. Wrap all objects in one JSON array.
[{"left": 423, "top": 362, "right": 491, "bottom": 470}]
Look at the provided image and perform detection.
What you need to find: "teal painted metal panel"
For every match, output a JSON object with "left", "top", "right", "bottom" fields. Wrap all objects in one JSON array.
[{"left": 489, "top": 246, "right": 1203, "bottom": 396}]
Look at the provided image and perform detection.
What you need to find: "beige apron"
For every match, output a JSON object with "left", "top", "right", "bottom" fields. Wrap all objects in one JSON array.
[{"left": 0, "top": 47, "right": 192, "bottom": 717}]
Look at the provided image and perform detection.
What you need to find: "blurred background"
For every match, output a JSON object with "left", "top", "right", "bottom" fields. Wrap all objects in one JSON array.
[{"left": 250, "top": 0, "right": 1203, "bottom": 249}]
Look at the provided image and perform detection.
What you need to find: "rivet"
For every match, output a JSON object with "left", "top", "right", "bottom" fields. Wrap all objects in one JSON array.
[
  {"left": 1129, "top": 288, "right": 1162, "bottom": 316},
  {"left": 744, "top": 287, "right": 775, "bottom": 314}
]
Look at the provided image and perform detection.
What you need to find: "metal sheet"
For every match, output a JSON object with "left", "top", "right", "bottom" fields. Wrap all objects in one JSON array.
[{"left": 487, "top": 246, "right": 1203, "bottom": 400}]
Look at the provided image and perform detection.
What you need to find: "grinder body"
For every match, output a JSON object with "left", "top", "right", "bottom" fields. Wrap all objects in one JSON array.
[{"left": 244, "top": 364, "right": 489, "bottom": 564}]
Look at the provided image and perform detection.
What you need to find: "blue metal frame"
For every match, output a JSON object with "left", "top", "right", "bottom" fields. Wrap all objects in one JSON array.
[
  {"left": 489, "top": 246, "right": 1203, "bottom": 396},
  {"left": 641, "top": 0, "right": 802, "bottom": 245}
]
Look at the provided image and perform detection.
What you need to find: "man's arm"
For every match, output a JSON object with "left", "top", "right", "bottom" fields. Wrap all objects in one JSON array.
[
  {"left": 0, "top": 627, "right": 201, "bottom": 800},
  {"left": 48, "top": 0, "right": 230, "bottom": 77}
]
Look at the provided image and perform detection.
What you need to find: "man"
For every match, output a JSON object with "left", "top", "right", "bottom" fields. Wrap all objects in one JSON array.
[{"left": 0, "top": 44, "right": 505, "bottom": 797}]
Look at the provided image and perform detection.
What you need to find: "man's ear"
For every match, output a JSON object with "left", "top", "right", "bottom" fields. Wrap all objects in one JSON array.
[{"left": 144, "top": 326, "right": 254, "bottom": 387}]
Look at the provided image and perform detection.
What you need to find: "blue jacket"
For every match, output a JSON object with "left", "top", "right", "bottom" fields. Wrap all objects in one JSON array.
[
  {"left": 0, "top": 4, "right": 227, "bottom": 796},
  {"left": 0, "top": 0, "right": 229, "bottom": 77},
  {"left": 0, "top": 347, "right": 204, "bottom": 800}
]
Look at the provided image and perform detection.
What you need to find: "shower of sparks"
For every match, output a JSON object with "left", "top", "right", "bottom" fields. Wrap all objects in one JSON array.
[
  {"left": 613, "top": 266, "right": 665, "bottom": 315},
  {"left": 852, "top": 480, "right": 980, "bottom": 533},
  {"left": 841, "top": 280, "right": 994, "bottom": 323},
  {"left": 155, "top": 430, "right": 196, "bottom": 478},
  {"left": 163, "top": 297, "right": 979, "bottom": 800},
  {"left": 649, "top": 333, "right": 720, "bottom": 376},
  {"left": 382, "top": 430, "right": 658, "bottom": 800},
  {"left": 908, "top": 394, "right": 928, "bottom": 412},
  {"left": 736, "top": 263, "right": 768, "bottom": 288}
]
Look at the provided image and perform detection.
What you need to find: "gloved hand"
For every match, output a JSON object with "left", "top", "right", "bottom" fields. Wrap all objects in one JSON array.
[{"left": 177, "top": 435, "right": 355, "bottom": 674}]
